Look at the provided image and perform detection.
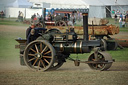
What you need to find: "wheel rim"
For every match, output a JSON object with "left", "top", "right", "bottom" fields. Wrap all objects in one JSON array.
[
  {"left": 55, "top": 21, "right": 67, "bottom": 26},
  {"left": 100, "top": 39, "right": 107, "bottom": 51},
  {"left": 24, "top": 40, "right": 55, "bottom": 71},
  {"left": 49, "top": 61, "right": 64, "bottom": 70},
  {"left": 47, "top": 29, "right": 61, "bottom": 34},
  {"left": 88, "top": 52, "right": 112, "bottom": 71},
  {"left": 107, "top": 42, "right": 118, "bottom": 50},
  {"left": 107, "top": 38, "right": 118, "bottom": 50}
]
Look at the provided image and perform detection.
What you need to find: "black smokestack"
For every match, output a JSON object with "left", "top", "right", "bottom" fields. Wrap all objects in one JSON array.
[
  {"left": 43, "top": 8, "right": 46, "bottom": 21},
  {"left": 83, "top": 13, "right": 88, "bottom": 41}
]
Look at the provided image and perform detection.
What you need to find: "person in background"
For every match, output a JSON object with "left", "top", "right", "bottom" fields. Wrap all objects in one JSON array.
[
  {"left": 116, "top": 9, "right": 119, "bottom": 14},
  {"left": 126, "top": 11, "right": 128, "bottom": 27},
  {"left": 114, "top": 14, "right": 117, "bottom": 24},
  {"left": 37, "top": 13, "right": 40, "bottom": 21},
  {"left": 112, "top": 10, "right": 115, "bottom": 14},
  {"left": 122, "top": 19, "right": 126, "bottom": 27},
  {"left": 119, "top": 17, "right": 122, "bottom": 28},
  {"left": 55, "top": 13, "right": 62, "bottom": 22},
  {"left": 120, "top": 13, "right": 123, "bottom": 20},
  {"left": 71, "top": 14, "right": 76, "bottom": 25},
  {"left": 33, "top": 15, "right": 38, "bottom": 24},
  {"left": 0, "top": 11, "right": 4, "bottom": 20},
  {"left": 64, "top": 13, "right": 67, "bottom": 21},
  {"left": 77, "top": 11, "right": 80, "bottom": 21},
  {"left": 123, "top": 11, "right": 126, "bottom": 15},
  {"left": 17, "top": 11, "right": 22, "bottom": 22},
  {"left": 67, "top": 13, "right": 70, "bottom": 20},
  {"left": 39, "top": 15, "right": 43, "bottom": 22},
  {"left": 19, "top": 12, "right": 24, "bottom": 22}
]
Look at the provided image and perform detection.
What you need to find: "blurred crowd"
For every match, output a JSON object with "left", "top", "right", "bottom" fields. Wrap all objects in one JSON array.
[
  {"left": 45, "top": 11, "right": 83, "bottom": 25},
  {"left": 30, "top": 11, "right": 83, "bottom": 26},
  {"left": 112, "top": 9, "right": 128, "bottom": 27}
]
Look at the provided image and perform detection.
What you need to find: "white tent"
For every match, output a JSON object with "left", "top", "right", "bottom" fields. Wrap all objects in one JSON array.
[
  {"left": 0, "top": 0, "right": 16, "bottom": 11},
  {"left": 6, "top": 0, "right": 32, "bottom": 8},
  {"left": 2, "top": 0, "right": 128, "bottom": 18},
  {"left": 82, "top": 0, "right": 128, "bottom": 18},
  {"left": 29, "top": 0, "right": 88, "bottom": 8},
  {"left": 29, "top": 0, "right": 128, "bottom": 18}
]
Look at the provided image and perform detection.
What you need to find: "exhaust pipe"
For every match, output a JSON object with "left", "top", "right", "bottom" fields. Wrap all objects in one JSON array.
[{"left": 83, "top": 13, "right": 89, "bottom": 41}]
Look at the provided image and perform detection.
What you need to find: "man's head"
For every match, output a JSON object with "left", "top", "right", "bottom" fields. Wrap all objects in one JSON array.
[{"left": 30, "top": 23, "right": 35, "bottom": 28}]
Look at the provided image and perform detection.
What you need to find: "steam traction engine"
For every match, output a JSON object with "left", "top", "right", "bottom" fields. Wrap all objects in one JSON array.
[{"left": 15, "top": 13, "right": 114, "bottom": 71}]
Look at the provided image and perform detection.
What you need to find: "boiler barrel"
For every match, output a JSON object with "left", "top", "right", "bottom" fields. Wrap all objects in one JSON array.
[{"left": 53, "top": 40, "right": 100, "bottom": 53}]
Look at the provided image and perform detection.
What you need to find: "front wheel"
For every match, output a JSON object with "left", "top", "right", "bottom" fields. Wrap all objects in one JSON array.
[
  {"left": 24, "top": 40, "right": 56, "bottom": 71},
  {"left": 88, "top": 51, "right": 113, "bottom": 71}
]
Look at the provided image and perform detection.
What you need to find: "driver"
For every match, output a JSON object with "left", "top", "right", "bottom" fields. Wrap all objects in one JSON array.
[{"left": 26, "top": 23, "right": 35, "bottom": 44}]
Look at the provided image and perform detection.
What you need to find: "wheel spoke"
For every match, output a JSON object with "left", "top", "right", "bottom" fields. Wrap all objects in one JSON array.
[
  {"left": 100, "top": 64, "right": 104, "bottom": 68},
  {"left": 33, "top": 58, "right": 38, "bottom": 66},
  {"left": 28, "top": 57, "right": 36, "bottom": 62},
  {"left": 28, "top": 54, "right": 35, "bottom": 57},
  {"left": 41, "top": 46, "right": 47, "bottom": 54},
  {"left": 40, "top": 59, "right": 46, "bottom": 68},
  {"left": 44, "top": 58, "right": 50, "bottom": 64},
  {"left": 44, "top": 51, "right": 51, "bottom": 55},
  {"left": 30, "top": 48, "right": 36, "bottom": 53},
  {"left": 35, "top": 44, "right": 39, "bottom": 53},
  {"left": 38, "top": 60, "right": 40, "bottom": 69},
  {"left": 96, "top": 64, "right": 98, "bottom": 68},
  {"left": 40, "top": 43, "right": 42, "bottom": 52},
  {"left": 43, "top": 56, "right": 52, "bottom": 58}
]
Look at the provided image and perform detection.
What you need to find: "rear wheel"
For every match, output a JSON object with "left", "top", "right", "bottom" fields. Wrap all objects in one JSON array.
[{"left": 24, "top": 40, "right": 55, "bottom": 71}]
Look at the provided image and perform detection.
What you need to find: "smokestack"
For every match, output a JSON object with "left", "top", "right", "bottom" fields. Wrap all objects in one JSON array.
[
  {"left": 43, "top": 8, "right": 46, "bottom": 21},
  {"left": 82, "top": 13, "right": 89, "bottom": 41}
]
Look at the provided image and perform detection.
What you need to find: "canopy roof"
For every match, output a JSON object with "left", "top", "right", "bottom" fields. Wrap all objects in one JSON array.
[
  {"left": 1, "top": 0, "right": 32, "bottom": 8},
  {"left": 82, "top": 0, "right": 128, "bottom": 6},
  {"left": 29, "top": 0, "right": 88, "bottom": 8},
  {"left": 1, "top": 0, "right": 16, "bottom": 4},
  {"left": 29, "top": 0, "right": 128, "bottom": 7}
]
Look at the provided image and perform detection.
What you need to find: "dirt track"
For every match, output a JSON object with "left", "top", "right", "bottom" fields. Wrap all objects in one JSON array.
[
  {"left": 0, "top": 25, "right": 128, "bottom": 85},
  {"left": 0, "top": 60, "right": 128, "bottom": 85}
]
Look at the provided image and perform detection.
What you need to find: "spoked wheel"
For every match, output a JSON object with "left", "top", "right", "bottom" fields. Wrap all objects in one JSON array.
[
  {"left": 55, "top": 20, "right": 67, "bottom": 26},
  {"left": 88, "top": 51, "right": 113, "bottom": 71},
  {"left": 24, "top": 40, "right": 55, "bottom": 71},
  {"left": 46, "top": 28, "right": 61, "bottom": 34}
]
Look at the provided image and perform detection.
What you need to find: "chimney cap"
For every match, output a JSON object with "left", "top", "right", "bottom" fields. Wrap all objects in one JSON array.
[{"left": 82, "top": 13, "right": 88, "bottom": 16}]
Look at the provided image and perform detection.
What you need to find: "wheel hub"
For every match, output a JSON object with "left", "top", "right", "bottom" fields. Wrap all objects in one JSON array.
[
  {"left": 37, "top": 54, "right": 41, "bottom": 58},
  {"left": 36, "top": 53, "right": 42, "bottom": 58}
]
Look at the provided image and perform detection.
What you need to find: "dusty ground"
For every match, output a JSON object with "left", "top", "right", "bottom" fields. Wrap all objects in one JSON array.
[
  {"left": 0, "top": 25, "right": 128, "bottom": 85},
  {"left": 0, "top": 60, "right": 128, "bottom": 85}
]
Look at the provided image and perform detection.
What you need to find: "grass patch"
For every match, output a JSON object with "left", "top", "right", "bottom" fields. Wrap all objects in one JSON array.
[
  {"left": 0, "top": 18, "right": 29, "bottom": 27},
  {"left": 70, "top": 48, "right": 128, "bottom": 62}
]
